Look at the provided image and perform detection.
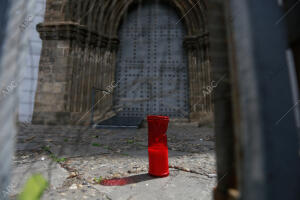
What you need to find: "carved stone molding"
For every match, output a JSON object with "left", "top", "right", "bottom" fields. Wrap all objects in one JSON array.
[
  {"left": 183, "top": 32, "right": 209, "bottom": 50},
  {"left": 37, "top": 22, "right": 120, "bottom": 49}
]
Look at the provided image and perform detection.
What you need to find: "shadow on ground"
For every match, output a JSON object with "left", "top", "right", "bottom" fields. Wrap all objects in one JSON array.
[{"left": 99, "top": 173, "right": 157, "bottom": 186}]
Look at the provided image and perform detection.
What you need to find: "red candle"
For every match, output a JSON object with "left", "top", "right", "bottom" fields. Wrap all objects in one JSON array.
[{"left": 147, "top": 115, "right": 169, "bottom": 177}]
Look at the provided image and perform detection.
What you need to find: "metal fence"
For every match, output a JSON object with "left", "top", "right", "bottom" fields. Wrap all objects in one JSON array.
[{"left": 0, "top": 0, "right": 38, "bottom": 199}]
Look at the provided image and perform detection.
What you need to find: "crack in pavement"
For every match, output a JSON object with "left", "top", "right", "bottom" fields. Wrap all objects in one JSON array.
[{"left": 169, "top": 165, "right": 211, "bottom": 178}]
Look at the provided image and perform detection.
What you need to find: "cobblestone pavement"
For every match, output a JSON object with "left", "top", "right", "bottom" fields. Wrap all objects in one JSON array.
[{"left": 10, "top": 124, "right": 216, "bottom": 200}]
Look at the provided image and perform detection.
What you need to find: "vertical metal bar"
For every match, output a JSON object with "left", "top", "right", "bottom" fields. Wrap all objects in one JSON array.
[
  {"left": 228, "top": 0, "right": 300, "bottom": 199},
  {"left": 90, "top": 87, "right": 95, "bottom": 125},
  {"left": 286, "top": 49, "right": 300, "bottom": 129},
  {"left": 212, "top": 2, "right": 237, "bottom": 199},
  {"left": 0, "top": 0, "right": 37, "bottom": 199},
  {"left": 0, "top": 0, "right": 11, "bottom": 60},
  {"left": 0, "top": 2, "right": 13, "bottom": 199}
]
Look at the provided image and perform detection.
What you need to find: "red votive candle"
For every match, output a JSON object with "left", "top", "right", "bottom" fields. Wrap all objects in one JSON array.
[{"left": 147, "top": 115, "right": 169, "bottom": 177}]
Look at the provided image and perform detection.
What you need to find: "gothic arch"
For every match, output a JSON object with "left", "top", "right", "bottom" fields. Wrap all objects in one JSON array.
[{"left": 62, "top": 0, "right": 207, "bottom": 36}]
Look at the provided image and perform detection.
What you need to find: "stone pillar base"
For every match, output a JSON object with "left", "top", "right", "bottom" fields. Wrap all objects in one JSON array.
[
  {"left": 32, "top": 112, "right": 71, "bottom": 125},
  {"left": 189, "top": 111, "right": 214, "bottom": 126},
  {"left": 32, "top": 112, "right": 89, "bottom": 125}
]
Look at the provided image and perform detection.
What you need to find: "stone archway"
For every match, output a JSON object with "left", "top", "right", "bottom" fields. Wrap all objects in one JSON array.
[{"left": 33, "top": 0, "right": 212, "bottom": 125}]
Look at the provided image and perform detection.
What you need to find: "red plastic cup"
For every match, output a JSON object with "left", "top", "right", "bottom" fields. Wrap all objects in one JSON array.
[{"left": 147, "top": 115, "right": 169, "bottom": 177}]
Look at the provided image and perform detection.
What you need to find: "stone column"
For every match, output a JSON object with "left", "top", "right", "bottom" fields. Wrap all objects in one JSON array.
[
  {"left": 184, "top": 32, "right": 212, "bottom": 123},
  {"left": 32, "top": 23, "right": 75, "bottom": 125},
  {"left": 32, "top": 22, "right": 119, "bottom": 125}
]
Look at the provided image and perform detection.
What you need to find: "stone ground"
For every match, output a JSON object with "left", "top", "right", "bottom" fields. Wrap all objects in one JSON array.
[{"left": 9, "top": 124, "right": 216, "bottom": 200}]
